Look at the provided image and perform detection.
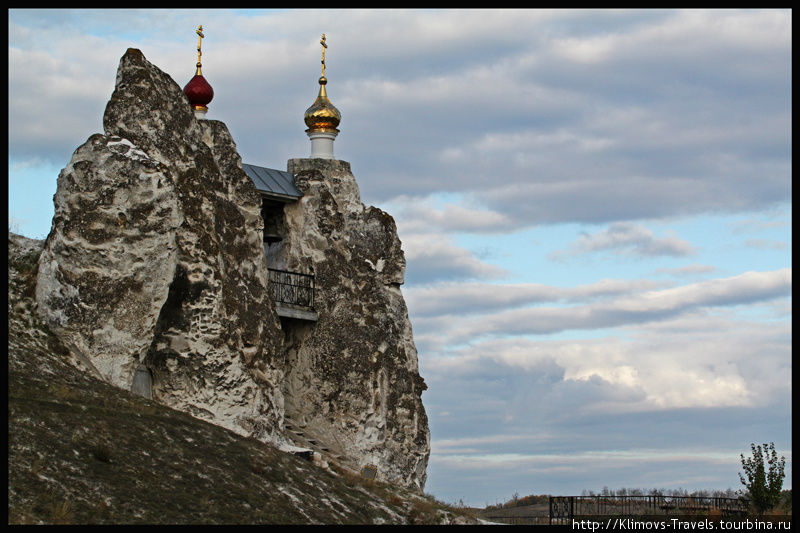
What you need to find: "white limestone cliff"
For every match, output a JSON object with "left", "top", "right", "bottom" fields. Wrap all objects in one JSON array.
[
  {"left": 34, "top": 48, "right": 430, "bottom": 491},
  {"left": 269, "top": 158, "right": 430, "bottom": 490},
  {"left": 36, "top": 48, "right": 287, "bottom": 445}
]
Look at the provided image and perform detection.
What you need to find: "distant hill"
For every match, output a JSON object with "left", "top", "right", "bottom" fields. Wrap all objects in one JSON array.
[{"left": 7, "top": 232, "right": 475, "bottom": 525}]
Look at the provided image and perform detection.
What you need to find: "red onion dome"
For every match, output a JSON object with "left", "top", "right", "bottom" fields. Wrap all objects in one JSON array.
[{"left": 183, "top": 72, "right": 214, "bottom": 110}]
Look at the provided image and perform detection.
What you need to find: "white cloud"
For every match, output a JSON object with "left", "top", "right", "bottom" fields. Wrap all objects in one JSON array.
[
  {"left": 550, "top": 222, "right": 697, "bottom": 260},
  {"left": 402, "top": 233, "right": 508, "bottom": 284},
  {"left": 405, "top": 277, "right": 670, "bottom": 317},
  {"left": 729, "top": 214, "right": 789, "bottom": 234},
  {"left": 424, "top": 309, "right": 790, "bottom": 411},
  {"left": 656, "top": 264, "right": 717, "bottom": 277},
  {"left": 550, "top": 9, "right": 790, "bottom": 66},
  {"left": 390, "top": 196, "right": 513, "bottom": 235},
  {"left": 432, "top": 448, "right": 746, "bottom": 467},
  {"left": 9, "top": 9, "right": 790, "bottom": 221},
  {"left": 413, "top": 268, "right": 790, "bottom": 344},
  {"left": 743, "top": 238, "right": 788, "bottom": 251}
]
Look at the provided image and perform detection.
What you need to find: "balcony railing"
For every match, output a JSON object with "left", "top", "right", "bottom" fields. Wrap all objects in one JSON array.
[{"left": 268, "top": 268, "right": 315, "bottom": 310}]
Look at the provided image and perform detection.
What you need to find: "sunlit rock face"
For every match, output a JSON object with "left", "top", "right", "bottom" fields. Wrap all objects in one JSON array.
[
  {"left": 36, "top": 48, "right": 286, "bottom": 443},
  {"left": 268, "top": 158, "right": 430, "bottom": 492}
]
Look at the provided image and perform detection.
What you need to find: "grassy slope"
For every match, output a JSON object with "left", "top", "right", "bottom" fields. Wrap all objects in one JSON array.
[{"left": 7, "top": 233, "right": 475, "bottom": 525}]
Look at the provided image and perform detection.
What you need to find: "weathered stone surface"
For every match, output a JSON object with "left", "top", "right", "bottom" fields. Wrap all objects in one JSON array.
[
  {"left": 36, "top": 48, "right": 286, "bottom": 443},
  {"left": 35, "top": 47, "right": 430, "bottom": 493},
  {"left": 269, "top": 158, "right": 430, "bottom": 491}
]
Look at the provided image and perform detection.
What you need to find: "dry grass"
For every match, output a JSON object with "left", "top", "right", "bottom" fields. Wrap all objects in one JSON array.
[{"left": 49, "top": 496, "right": 75, "bottom": 524}]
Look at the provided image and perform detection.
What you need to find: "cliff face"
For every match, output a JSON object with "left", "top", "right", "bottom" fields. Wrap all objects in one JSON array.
[
  {"left": 269, "top": 159, "right": 430, "bottom": 491},
  {"left": 36, "top": 48, "right": 287, "bottom": 445},
  {"left": 34, "top": 48, "right": 429, "bottom": 491}
]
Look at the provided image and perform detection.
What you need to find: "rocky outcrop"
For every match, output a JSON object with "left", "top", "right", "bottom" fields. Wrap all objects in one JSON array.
[
  {"left": 10, "top": 231, "right": 472, "bottom": 524},
  {"left": 34, "top": 48, "right": 429, "bottom": 492},
  {"left": 267, "top": 159, "right": 430, "bottom": 491},
  {"left": 36, "top": 48, "right": 286, "bottom": 443}
]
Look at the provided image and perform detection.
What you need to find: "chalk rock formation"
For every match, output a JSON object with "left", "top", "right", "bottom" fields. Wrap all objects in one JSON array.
[
  {"left": 36, "top": 49, "right": 286, "bottom": 442},
  {"left": 267, "top": 159, "right": 430, "bottom": 491},
  {"left": 35, "top": 48, "right": 430, "bottom": 492}
]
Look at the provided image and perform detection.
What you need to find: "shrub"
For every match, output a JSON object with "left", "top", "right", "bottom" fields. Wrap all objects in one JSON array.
[
  {"left": 408, "top": 498, "right": 437, "bottom": 524},
  {"left": 739, "top": 442, "right": 786, "bottom": 517}
]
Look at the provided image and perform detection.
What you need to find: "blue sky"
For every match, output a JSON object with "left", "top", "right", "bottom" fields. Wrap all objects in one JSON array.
[{"left": 9, "top": 9, "right": 791, "bottom": 507}]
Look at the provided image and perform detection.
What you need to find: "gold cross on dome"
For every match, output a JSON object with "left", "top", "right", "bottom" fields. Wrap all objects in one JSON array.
[
  {"left": 196, "top": 25, "right": 204, "bottom": 68},
  {"left": 320, "top": 34, "right": 327, "bottom": 77}
]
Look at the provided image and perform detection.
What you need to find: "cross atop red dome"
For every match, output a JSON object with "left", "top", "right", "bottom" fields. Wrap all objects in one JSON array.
[{"left": 183, "top": 25, "right": 214, "bottom": 119}]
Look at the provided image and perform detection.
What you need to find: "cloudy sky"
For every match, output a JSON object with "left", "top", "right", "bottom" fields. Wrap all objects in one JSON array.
[{"left": 9, "top": 9, "right": 791, "bottom": 506}]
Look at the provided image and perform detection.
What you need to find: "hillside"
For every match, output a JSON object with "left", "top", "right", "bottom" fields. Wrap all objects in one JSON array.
[{"left": 7, "top": 232, "right": 474, "bottom": 525}]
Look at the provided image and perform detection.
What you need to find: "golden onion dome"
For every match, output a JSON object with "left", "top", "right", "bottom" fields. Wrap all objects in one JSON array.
[{"left": 304, "top": 75, "right": 341, "bottom": 132}]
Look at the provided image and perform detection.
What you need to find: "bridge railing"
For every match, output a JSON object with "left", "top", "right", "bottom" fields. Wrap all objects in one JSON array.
[{"left": 549, "top": 495, "right": 751, "bottom": 524}]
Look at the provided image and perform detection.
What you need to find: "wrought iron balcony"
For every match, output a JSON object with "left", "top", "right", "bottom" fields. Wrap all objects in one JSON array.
[{"left": 268, "top": 268, "right": 317, "bottom": 321}]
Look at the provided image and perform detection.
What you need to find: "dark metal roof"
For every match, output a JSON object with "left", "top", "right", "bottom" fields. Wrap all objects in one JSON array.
[{"left": 242, "top": 163, "right": 302, "bottom": 202}]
